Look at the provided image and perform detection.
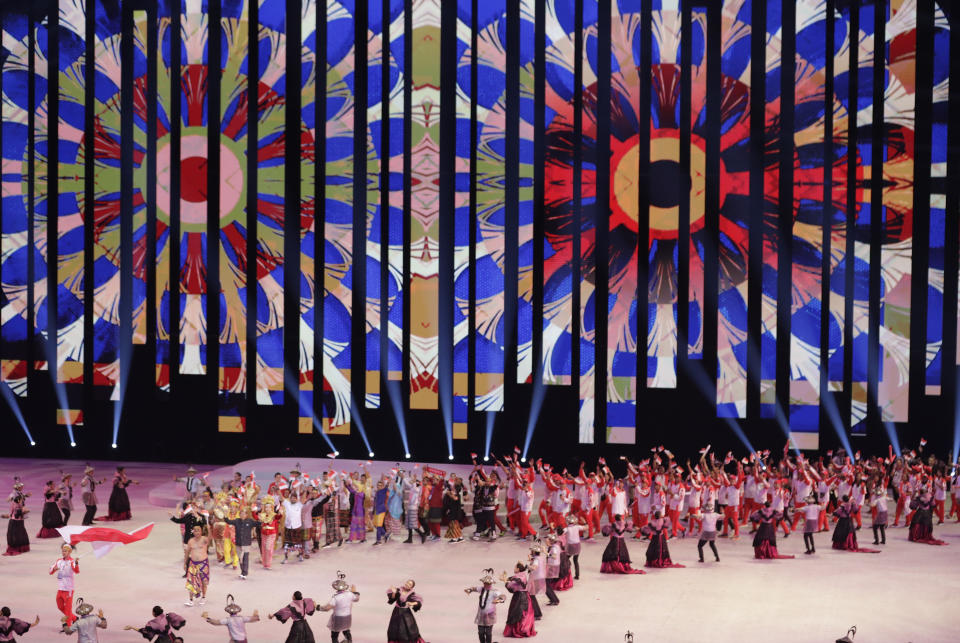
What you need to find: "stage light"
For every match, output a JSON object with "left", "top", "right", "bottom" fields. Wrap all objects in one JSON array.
[
  {"left": 111, "top": 443, "right": 117, "bottom": 449},
  {"left": 334, "top": 451, "right": 340, "bottom": 456},
  {"left": 349, "top": 396, "right": 374, "bottom": 456},
  {"left": 520, "top": 457, "right": 526, "bottom": 463},
  {"left": 30, "top": 441, "right": 36, "bottom": 446},
  {"left": 405, "top": 453, "right": 411, "bottom": 459},
  {"left": 1, "top": 381, "right": 35, "bottom": 445},
  {"left": 368, "top": 451, "right": 375, "bottom": 458},
  {"left": 483, "top": 456, "right": 489, "bottom": 462},
  {"left": 522, "top": 367, "right": 548, "bottom": 460},
  {"left": 70, "top": 442, "right": 76, "bottom": 447},
  {"left": 448, "top": 454, "right": 454, "bottom": 461}
]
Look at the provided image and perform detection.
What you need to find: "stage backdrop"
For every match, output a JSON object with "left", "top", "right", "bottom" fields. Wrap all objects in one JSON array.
[{"left": 0, "top": 0, "right": 957, "bottom": 456}]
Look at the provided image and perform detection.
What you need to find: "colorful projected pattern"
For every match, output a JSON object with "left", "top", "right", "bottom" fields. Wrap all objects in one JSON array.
[
  {"left": 517, "top": 0, "right": 535, "bottom": 385},
  {"left": 473, "top": 2, "right": 506, "bottom": 421},
  {"left": 322, "top": 0, "right": 355, "bottom": 432},
  {"left": 365, "top": 0, "right": 385, "bottom": 410},
  {"left": 409, "top": 0, "right": 440, "bottom": 408},
  {"left": 1, "top": 15, "right": 31, "bottom": 395},
  {"left": 542, "top": 0, "right": 573, "bottom": 387},
  {"left": 605, "top": 0, "right": 641, "bottom": 444},
  {"left": 877, "top": 0, "right": 916, "bottom": 423},
  {"left": 57, "top": 1, "right": 87, "bottom": 387},
  {"left": 928, "top": 6, "right": 949, "bottom": 388},
  {"left": 647, "top": 2, "right": 682, "bottom": 389},
  {"left": 688, "top": 5, "right": 705, "bottom": 362},
  {"left": 132, "top": 13, "right": 148, "bottom": 346},
  {"left": 715, "top": 0, "right": 750, "bottom": 420},
  {"left": 218, "top": 0, "right": 252, "bottom": 431},
  {"left": 33, "top": 16, "right": 49, "bottom": 361},
  {"left": 788, "top": 0, "right": 828, "bottom": 439},
  {"left": 299, "top": 0, "right": 317, "bottom": 432},
  {"left": 759, "top": 0, "right": 781, "bottom": 418},
  {"left": 156, "top": 0, "right": 173, "bottom": 391},
  {"left": 386, "top": 0, "right": 404, "bottom": 383},
  {"left": 829, "top": 1, "right": 850, "bottom": 394},
  {"left": 578, "top": 0, "right": 596, "bottom": 442},
  {"left": 452, "top": 1, "right": 473, "bottom": 438}
]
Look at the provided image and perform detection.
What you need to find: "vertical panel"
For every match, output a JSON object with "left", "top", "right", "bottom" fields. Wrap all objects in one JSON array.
[
  {"left": 255, "top": 0, "right": 285, "bottom": 404},
  {"left": 0, "top": 16, "right": 31, "bottom": 394},
  {"left": 178, "top": 0, "right": 208, "bottom": 376},
  {"left": 928, "top": 3, "right": 949, "bottom": 388},
  {"left": 156, "top": 0, "right": 174, "bottom": 391},
  {"left": 877, "top": 0, "right": 915, "bottom": 422},
  {"left": 132, "top": 13, "right": 149, "bottom": 345},
  {"left": 688, "top": 5, "right": 705, "bottom": 361},
  {"left": 386, "top": 0, "right": 404, "bottom": 382},
  {"left": 579, "top": 0, "right": 597, "bottom": 440},
  {"left": 296, "top": 0, "right": 317, "bottom": 431},
  {"left": 365, "top": 0, "right": 384, "bottom": 409},
  {"left": 828, "top": 1, "right": 851, "bottom": 392},
  {"left": 380, "top": 0, "right": 403, "bottom": 384},
  {"left": 715, "top": 0, "right": 751, "bottom": 419},
  {"left": 473, "top": 2, "right": 506, "bottom": 420},
  {"left": 321, "top": 0, "right": 354, "bottom": 432},
  {"left": 517, "top": 0, "right": 535, "bottom": 384},
  {"left": 92, "top": 0, "right": 122, "bottom": 397},
  {"left": 452, "top": 2, "right": 474, "bottom": 437},
  {"left": 408, "top": 0, "right": 440, "bottom": 408},
  {"left": 605, "top": 0, "right": 641, "bottom": 443},
  {"left": 759, "top": 0, "right": 781, "bottom": 417},
  {"left": 56, "top": 1, "right": 86, "bottom": 387},
  {"left": 788, "top": 0, "right": 828, "bottom": 437},
  {"left": 542, "top": 0, "right": 574, "bottom": 387},
  {"left": 217, "top": 0, "right": 251, "bottom": 431},
  {"left": 647, "top": 1, "right": 681, "bottom": 388},
  {"left": 849, "top": 1, "right": 876, "bottom": 431},
  {"left": 33, "top": 16, "right": 50, "bottom": 369}
]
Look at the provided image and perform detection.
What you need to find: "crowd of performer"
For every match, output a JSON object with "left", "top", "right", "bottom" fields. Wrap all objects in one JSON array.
[{"left": 2, "top": 441, "right": 958, "bottom": 641}]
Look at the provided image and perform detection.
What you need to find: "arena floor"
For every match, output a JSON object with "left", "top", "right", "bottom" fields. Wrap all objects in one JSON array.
[{"left": 2, "top": 457, "right": 958, "bottom": 642}]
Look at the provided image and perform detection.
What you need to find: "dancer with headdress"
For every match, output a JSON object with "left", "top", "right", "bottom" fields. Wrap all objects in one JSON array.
[
  {"left": 3, "top": 478, "right": 30, "bottom": 556},
  {"left": 800, "top": 494, "right": 821, "bottom": 555},
  {"left": 386, "top": 579, "right": 427, "bottom": 643},
  {"left": 50, "top": 543, "right": 80, "bottom": 626},
  {"left": 124, "top": 606, "right": 186, "bottom": 643},
  {"left": 869, "top": 484, "right": 888, "bottom": 546},
  {"left": 562, "top": 515, "right": 585, "bottom": 580},
  {"left": 79, "top": 466, "right": 103, "bottom": 526},
  {"left": 501, "top": 563, "right": 536, "bottom": 638},
  {"left": 640, "top": 511, "right": 683, "bottom": 568},
  {"left": 61, "top": 598, "right": 107, "bottom": 641},
  {"left": 697, "top": 498, "right": 720, "bottom": 563},
  {"left": 173, "top": 466, "right": 204, "bottom": 503},
  {"left": 203, "top": 594, "right": 259, "bottom": 642},
  {"left": 0, "top": 607, "right": 37, "bottom": 640},
  {"left": 832, "top": 495, "right": 880, "bottom": 553},
  {"left": 57, "top": 473, "right": 75, "bottom": 525},
  {"left": 464, "top": 569, "right": 504, "bottom": 643},
  {"left": 552, "top": 527, "right": 574, "bottom": 591},
  {"left": 749, "top": 502, "right": 794, "bottom": 559},
  {"left": 543, "top": 534, "right": 562, "bottom": 604},
  {"left": 37, "top": 480, "right": 64, "bottom": 538},
  {"left": 600, "top": 515, "right": 645, "bottom": 574},
  {"left": 318, "top": 571, "right": 360, "bottom": 643},
  {"left": 256, "top": 495, "right": 281, "bottom": 569},
  {"left": 269, "top": 591, "right": 317, "bottom": 643},
  {"left": 103, "top": 466, "right": 137, "bottom": 521},
  {"left": 525, "top": 542, "right": 547, "bottom": 615},
  {"left": 909, "top": 489, "right": 948, "bottom": 545}
]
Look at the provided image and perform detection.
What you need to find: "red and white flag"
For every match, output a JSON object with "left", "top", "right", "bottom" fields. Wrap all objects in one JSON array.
[
  {"left": 514, "top": 446, "right": 521, "bottom": 455},
  {"left": 57, "top": 523, "right": 154, "bottom": 559},
  {"left": 920, "top": 438, "right": 927, "bottom": 447}
]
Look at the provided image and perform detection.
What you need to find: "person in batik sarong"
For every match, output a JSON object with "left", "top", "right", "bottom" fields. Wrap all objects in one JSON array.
[{"left": 184, "top": 526, "right": 210, "bottom": 606}]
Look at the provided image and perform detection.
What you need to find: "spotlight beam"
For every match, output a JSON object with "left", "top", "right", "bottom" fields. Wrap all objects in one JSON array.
[
  {"left": 0, "top": 381, "right": 34, "bottom": 445},
  {"left": 821, "top": 389, "right": 853, "bottom": 455},
  {"left": 484, "top": 411, "right": 495, "bottom": 461},
  {"left": 45, "top": 342, "right": 75, "bottom": 445},
  {"left": 522, "top": 368, "right": 547, "bottom": 460},
  {"left": 385, "top": 379, "right": 411, "bottom": 457},
  {"left": 283, "top": 366, "right": 337, "bottom": 453},
  {"left": 350, "top": 396, "right": 374, "bottom": 455},
  {"left": 682, "top": 360, "right": 757, "bottom": 455}
]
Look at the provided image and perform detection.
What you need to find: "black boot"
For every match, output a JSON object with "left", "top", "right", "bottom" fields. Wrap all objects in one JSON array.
[{"left": 404, "top": 529, "right": 413, "bottom": 543}]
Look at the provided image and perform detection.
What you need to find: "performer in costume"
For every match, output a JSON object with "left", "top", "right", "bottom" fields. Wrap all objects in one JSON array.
[
  {"left": 749, "top": 502, "right": 794, "bottom": 559},
  {"left": 464, "top": 569, "right": 504, "bottom": 643},
  {"left": 552, "top": 527, "right": 574, "bottom": 591},
  {"left": 563, "top": 515, "right": 584, "bottom": 580},
  {"left": 172, "top": 466, "right": 204, "bottom": 503},
  {"left": 61, "top": 598, "right": 107, "bottom": 642},
  {"left": 170, "top": 502, "right": 207, "bottom": 578},
  {"left": 318, "top": 571, "right": 360, "bottom": 643},
  {"left": 104, "top": 467, "right": 136, "bottom": 521},
  {"left": 282, "top": 487, "right": 308, "bottom": 562},
  {"left": 346, "top": 478, "right": 366, "bottom": 543},
  {"left": 37, "top": 480, "right": 64, "bottom": 538},
  {"left": 0, "top": 607, "right": 37, "bottom": 640},
  {"left": 698, "top": 501, "right": 720, "bottom": 562},
  {"left": 79, "top": 466, "right": 102, "bottom": 526},
  {"left": 323, "top": 480, "right": 343, "bottom": 549},
  {"left": 599, "top": 515, "right": 644, "bottom": 574},
  {"left": 640, "top": 511, "right": 682, "bottom": 568},
  {"left": 870, "top": 485, "right": 888, "bottom": 546},
  {"left": 184, "top": 525, "right": 211, "bottom": 606},
  {"left": 386, "top": 580, "right": 426, "bottom": 643},
  {"left": 525, "top": 543, "right": 547, "bottom": 615},
  {"left": 443, "top": 478, "right": 465, "bottom": 542},
  {"left": 801, "top": 494, "right": 821, "bottom": 554},
  {"left": 373, "top": 478, "right": 388, "bottom": 545},
  {"left": 255, "top": 496, "right": 280, "bottom": 569},
  {"left": 123, "top": 606, "right": 186, "bottom": 643},
  {"left": 202, "top": 594, "right": 259, "bottom": 642},
  {"left": 50, "top": 544, "right": 80, "bottom": 625},
  {"left": 57, "top": 473, "right": 75, "bottom": 525},
  {"left": 908, "top": 490, "right": 948, "bottom": 545},
  {"left": 543, "top": 534, "right": 561, "bottom": 605},
  {"left": 3, "top": 480, "right": 30, "bottom": 555},
  {"left": 501, "top": 564, "right": 536, "bottom": 638},
  {"left": 269, "top": 591, "right": 317, "bottom": 643},
  {"left": 832, "top": 496, "right": 880, "bottom": 553}
]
